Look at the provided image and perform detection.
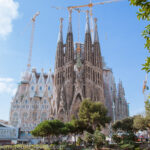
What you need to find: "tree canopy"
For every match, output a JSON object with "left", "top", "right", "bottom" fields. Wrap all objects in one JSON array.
[
  {"left": 130, "top": 0, "right": 150, "bottom": 72},
  {"left": 31, "top": 98, "right": 111, "bottom": 146},
  {"left": 31, "top": 120, "right": 52, "bottom": 137},
  {"left": 78, "top": 99, "right": 111, "bottom": 132},
  {"left": 112, "top": 117, "right": 134, "bottom": 133},
  {"left": 31, "top": 119, "right": 65, "bottom": 138},
  {"left": 145, "top": 99, "right": 150, "bottom": 118},
  {"left": 133, "top": 115, "right": 147, "bottom": 131}
]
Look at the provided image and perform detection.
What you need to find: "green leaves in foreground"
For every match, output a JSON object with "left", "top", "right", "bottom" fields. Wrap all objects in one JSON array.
[
  {"left": 142, "top": 56, "right": 150, "bottom": 72},
  {"left": 130, "top": 0, "right": 150, "bottom": 72}
]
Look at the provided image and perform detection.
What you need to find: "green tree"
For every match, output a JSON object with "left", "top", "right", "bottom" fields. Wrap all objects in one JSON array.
[
  {"left": 84, "top": 131, "right": 93, "bottom": 147},
  {"left": 112, "top": 134, "right": 122, "bottom": 144},
  {"left": 112, "top": 117, "right": 137, "bottom": 146},
  {"left": 76, "top": 137, "right": 83, "bottom": 146},
  {"left": 65, "top": 118, "right": 86, "bottom": 145},
  {"left": 112, "top": 117, "right": 134, "bottom": 133},
  {"left": 145, "top": 117, "right": 150, "bottom": 129},
  {"left": 83, "top": 130, "right": 106, "bottom": 149},
  {"left": 130, "top": 0, "right": 150, "bottom": 72},
  {"left": 31, "top": 120, "right": 52, "bottom": 144},
  {"left": 133, "top": 114, "right": 150, "bottom": 140},
  {"left": 93, "top": 129, "right": 106, "bottom": 149},
  {"left": 78, "top": 99, "right": 111, "bottom": 132},
  {"left": 48, "top": 119, "right": 65, "bottom": 136},
  {"left": 133, "top": 115, "right": 147, "bottom": 131},
  {"left": 31, "top": 119, "right": 65, "bottom": 144},
  {"left": 145, "top": 99, "right": 150, "bottom": 118}
]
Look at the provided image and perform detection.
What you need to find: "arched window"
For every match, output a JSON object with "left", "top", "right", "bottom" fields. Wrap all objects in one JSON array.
[
  {"left": 88, "top": 67, "right": 90, "bottom": 79},
  {"left": 44, "top": 99, "right": 47, "bottom": 104},
  {"left": 32, "top": 112, "right": 37, "bottom": 121},
  {"left": 48, "top": 86, "right": 50, "bottom": 90},
  {"left": 13, "top": 112, "right": 18, "bottom": 121},
  {"left": 31, "top": 86, "right": 34, "bottom": 91},
  {"left": 23, "top": 113, "right": 28, "bottom": 119},
  {"left": 41, "top": 112, "right": 47, "bottom": 122},
  {"left": 93, "top": 71, "right": 95, "bottom": 82}
]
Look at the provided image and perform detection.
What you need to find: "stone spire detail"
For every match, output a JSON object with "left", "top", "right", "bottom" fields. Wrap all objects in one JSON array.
[
  {"left": 85, "top": 10, "right": 90, "bottom": 33},
  {"left": 30, "top": 69, "right": 36, "bottom": 84},
  {"left": 29, "top": 68, "right": 37, "bottom": 97},
  {"left": 118, "top": 80, "right": 125, "bottom": 100},
  {"left": 84, "top": 11, "right": 92, "bottom": 63},
  {"left": 55, "top": 18, "right": 64, "bottom": 69},
  {"left": 38, "top": 68, "right": 45, "bottom": 97},
  {"left": 93, "top": 18, "right": 102, "bottom": 68},
  {"left": 46, "top": 69, "right": 52, "bottom": 84},
  {"left": 117, "top": 80, "right": 127, "bottom": 119},
  {"left": 68, "top": 9, "right": 72, "bottom": 33},
  {"left": 38, "top": 68, "right": 45, "bottom": 84},
  {"left": 65, "top": 9, "right": 74, "bottom": 63},
  {"left": 57, "top": 18, "right": 63, "bottom": 43},
  {"left": 94, "top": 18, "right": 99, "bottom": 42},
  {"left": 46, "top": 69, "right": 53, "bottom": 98}
]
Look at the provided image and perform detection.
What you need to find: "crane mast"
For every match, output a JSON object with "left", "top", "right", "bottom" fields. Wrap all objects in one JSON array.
[
  {"left": 67, "top": 0, "right": 120, "bottom": 42},
  {"left": 52, "top": 0, "right": 120, "bottom": 44},
  {"left": 27, "top": 11, "right": 40, "bottom": 72}
]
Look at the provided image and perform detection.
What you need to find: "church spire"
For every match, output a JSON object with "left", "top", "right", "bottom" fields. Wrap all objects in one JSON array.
[
  {"left": 84, "top": 11, "right": 92, "bottom": 63},
  {"left": 94, "top": 18, "right": 99, "bottom": 42},
  {"left": 85, "top": 10, "right": 90, "bottom": 33},
  {"left": 55, "top": 18, "right": 64, "bottom": 69},
  {"left": 118, "top": 80, "right": 125, "bottom": 99},
  {"left": 93, "top": 18, "right": 102, "bottom": 68},
  {"left": 65, "top": 9, "right": 74, "bottom": 63},
  {"left": 57, "top": 18, "right": 63, "bottom": 43},
  {"left": 67, "top": 9, "right": 72, "bottom": 33}
]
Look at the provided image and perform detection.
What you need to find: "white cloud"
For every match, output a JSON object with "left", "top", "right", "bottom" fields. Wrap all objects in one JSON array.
[
  {"left": 0, "top": 77, "right": 17, "bottom": 96},
  {"left": 0, "top": 0, "right": 19, "bottom": 38},
  {"left": 0, "top": 78, "right": 14, "bottom": 82}
]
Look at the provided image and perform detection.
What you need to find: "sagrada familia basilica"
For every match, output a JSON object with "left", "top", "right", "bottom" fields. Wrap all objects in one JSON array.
[{"left": 9, "top": 10, "right": 129, "bottom": 133}]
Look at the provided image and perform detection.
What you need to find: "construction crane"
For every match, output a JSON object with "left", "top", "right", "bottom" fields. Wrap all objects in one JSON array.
[
  {"left": 52, "top": 0, "right": 120, "bottom": 42},
  {"left": 67, "top": 0, "right": 121, "bottom": 41},
  {"left": 67, "top": 0, "right": 120, "bottom": 10},
  {"left": 52, "top": 6, "right": 87, "bottom": 43},
  {"left": 27, "top": 11, "right": 40, "bottom": 72}
]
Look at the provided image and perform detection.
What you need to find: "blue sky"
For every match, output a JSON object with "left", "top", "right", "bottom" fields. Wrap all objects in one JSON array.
[{"left": 0, "top": 0, "right": 148, "bottom": 121}]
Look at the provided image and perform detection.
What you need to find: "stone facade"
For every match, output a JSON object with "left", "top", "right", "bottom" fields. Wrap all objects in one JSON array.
[
  {"left": 9, "top": 11, "right": 129, "bottom": 132},
  {"left": 9, "top": 69, "right": 53, "bottom": 132},
  {"left": 103, "top": 67, "right": 129, "bottom": 122},
  {"left": 52, "top": 11, "right": 129, "bottom": 121},
  {"left": 52, "top": 12, "right": 105, "bottom": 121}
]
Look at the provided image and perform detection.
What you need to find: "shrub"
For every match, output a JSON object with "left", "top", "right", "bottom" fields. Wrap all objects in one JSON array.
[
  {"left": 112, "top": 134, "right": 121, "bottom": 144},
  {"left": 93, "top": 130, "right": 106, "bottom": 148},
  {"left": 122, "top": 133, "right": 137, "bottom": 144},
  {"left": 77, "top": 137, "right": 83, "bottom": 146},
  {"left": 84, "top": 131, "right": 93, "bottom": 146},
  {"left": 120, "top": 143, "right": 135, "bottom": 149},
  {"left": 134, "top": 148, "right": 140, "bottom": 150}
]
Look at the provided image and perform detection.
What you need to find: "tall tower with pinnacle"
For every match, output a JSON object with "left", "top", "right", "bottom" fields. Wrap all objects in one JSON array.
[
  {"left": 53, "top": 12, "right": 105, "bottom": 121},
  {"left": 9, "top": 11, "right": 129, "bottom": 139}
]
